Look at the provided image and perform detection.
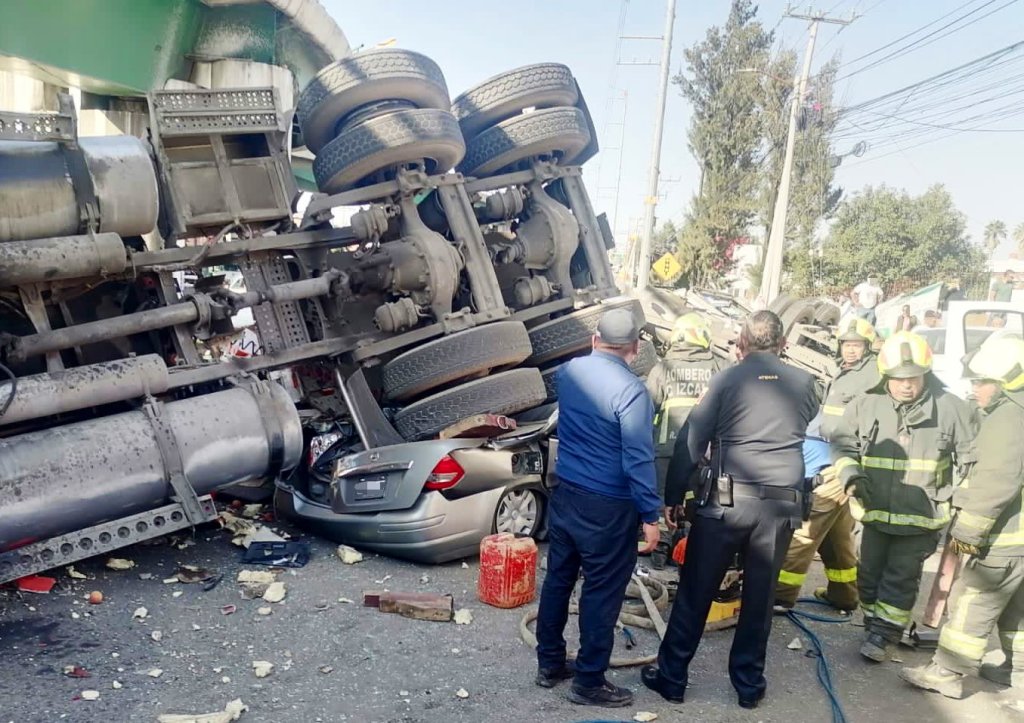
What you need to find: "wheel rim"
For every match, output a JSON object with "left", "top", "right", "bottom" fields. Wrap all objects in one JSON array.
[{"left": 495, "top": 488, "right": 539, "bottom": 536}]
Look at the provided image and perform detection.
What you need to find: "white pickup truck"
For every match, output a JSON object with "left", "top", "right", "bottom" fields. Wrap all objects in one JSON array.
[{"left": 916, "top": 300, "right": 1024, "bottom": 399}]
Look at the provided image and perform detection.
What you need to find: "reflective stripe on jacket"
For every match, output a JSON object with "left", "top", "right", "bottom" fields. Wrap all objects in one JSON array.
[
  {"left": 820, "top": 354, "right": 881, "bottom": 441},
  {"left": 951, "top": 390, "right": 1024, "bottom": 556},
  {"left": 831, "top": 378, "right": 978, "bottom": 535}
]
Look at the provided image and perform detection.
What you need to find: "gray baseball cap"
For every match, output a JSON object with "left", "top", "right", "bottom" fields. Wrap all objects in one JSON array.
[{"left": 596, "top": 307, "right": 640, "bottom": 345}]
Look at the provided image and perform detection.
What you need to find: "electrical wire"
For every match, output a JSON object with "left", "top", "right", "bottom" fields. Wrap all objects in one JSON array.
[
  {"left": 786, "top": 598, "right": 851, "bottom": 723},
  {"left": 0, "top": 361, "right": 16, "bottom": 419}
]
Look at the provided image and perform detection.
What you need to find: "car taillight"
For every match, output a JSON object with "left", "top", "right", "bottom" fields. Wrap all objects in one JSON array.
[{"left": 425, "top": 455, "right": 465, "bottom": 490}]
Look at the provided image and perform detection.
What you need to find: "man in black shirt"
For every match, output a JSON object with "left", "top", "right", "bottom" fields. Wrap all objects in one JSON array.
[{"left": 643, "top": 311, "right": 819, "bottom": 709}]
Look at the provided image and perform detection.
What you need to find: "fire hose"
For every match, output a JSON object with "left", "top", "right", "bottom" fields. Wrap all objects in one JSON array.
[{"left": 518, "top": 573, "right": 738, "bottom": 667}]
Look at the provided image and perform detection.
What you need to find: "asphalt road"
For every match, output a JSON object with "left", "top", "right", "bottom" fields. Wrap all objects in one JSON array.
[{"left": 0, "top": 516, "right": 1019, "bottom": 723}]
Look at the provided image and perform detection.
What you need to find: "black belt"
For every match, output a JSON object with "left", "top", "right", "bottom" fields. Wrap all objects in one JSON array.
[{"left": 733, "top": 484, "right": 799, "bottom": 503}]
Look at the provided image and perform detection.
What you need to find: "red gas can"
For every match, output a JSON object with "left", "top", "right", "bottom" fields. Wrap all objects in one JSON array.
[{"left": 477, "top": 533, "right": 537, "bottom": 609}]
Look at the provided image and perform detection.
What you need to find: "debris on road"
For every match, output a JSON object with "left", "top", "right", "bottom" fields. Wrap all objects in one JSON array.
[
  {"left": 172, "top": 590, "right": 183, "bottom": 598},
  {"left": 788, "top": 637, "right": 804, "bottom": 651},
  {"left": 262, "top": 582, "right": 287, "bottom": 603},
  {"left": 257, "top": 606, "right": 273, "bottom": 616},
  {"left": 112, "top": 681, "right": 122, "bottom": 689},
  {"left": 319, "top": 666, "right": 333, "bottom": 675},
  {"left": 63, "top": 665, "right": 91, "bottom": 678},
  {"left": 219, "top": 511, "right": 260, "bottom": 548},
  {"left": 241, "top": 504, "right": 264, "bottom": 519},
  {"left": 88, "top": 591, "right": 103, "bottom": 605},
  {"left": 243, "top": 539, "right": 310, "bottom": 568},
  {"left": 336, "top": 545, "right": 364, "bottom": 565},
  {"left": 156, "top": 698, "right": 248, "bottom": 723},
  {"left": 634, "top": 712, "right": 659, "bottom": 722},
  {"left": 364, "top": 590, "right": 455, "bottom": 622},
  {"left": 221, "top": 605, "right": 237, "bottom": 616},
  {"left": 133, "top": 607, "right": 148, "bottom": 620},
  {"left": 16, "top": 575, "right": 55, "bottom": 594},
  {"left": 455, "top": 688, "right": 470, "bottom": 699},
  {"left": 105, "top": 558, "right": 135, "bottom": 571},
  {"left": 461, "top": 562, "right": 469, "bottom": 570},
  {"left": 374, "top": 574, "right": 392, "bottom": 585},
  {"left": 151, "top": 631, "right": 163, "bottom": 642},
  {"left": 80, "top": 690, "right": 100, "bottom": 701},
  {"left": 454, "top": 608, "right": 473, "bottom": 625},
  {"left": 177, "top": 565, "right": 216, "bottom": 584},
  {"left": 252, "top": 660, "right": 274, "bottom": 678},
  {"left": 148, "top": 669, "right": 164, "bottom": 678},
  {"left": 338, "top": 597, "right": 354, "bottom": 604},
  {"left": 237, "top": 570, "right": 276, "bottom": 585},
  {"left": 67, "top": 566, "right": 87, "bottom": 580},
  {"left": 163, "top": 577, "right": 180, "bottom": 584}
]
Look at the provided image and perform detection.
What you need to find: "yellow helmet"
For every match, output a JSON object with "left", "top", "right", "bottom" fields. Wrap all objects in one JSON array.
[
  {"left": 670, "top": 313, "right": 712, "bottom": 349},
  {"left": 968, "top": 337, "right": 1024, "bottom": 391},
  {"left": 877, "top": 331, "right": 933, "bottom": 379},
  {"left": 836, "top": 316, "right": 877, "bottom": 344}
]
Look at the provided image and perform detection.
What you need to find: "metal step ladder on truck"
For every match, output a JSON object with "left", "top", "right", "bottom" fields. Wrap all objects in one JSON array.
[{"left": 0, "top": 50, "right": 643, "bottom": 582}]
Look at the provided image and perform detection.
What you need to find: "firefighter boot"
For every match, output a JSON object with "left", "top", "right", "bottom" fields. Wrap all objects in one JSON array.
[
  {"left": 899, "top": 662, "right": 965, "bottom": 699},
  {"left": 980, "top": 661, "right": 1012, "bottom": 687},
  {"left": 859, "top": 632, "right": 891, "bottom": 662}
]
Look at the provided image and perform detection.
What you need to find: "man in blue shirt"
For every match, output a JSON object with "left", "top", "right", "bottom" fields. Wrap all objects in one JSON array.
[{"left": 535, "top": 307, "right": 660, "bottom": 708}]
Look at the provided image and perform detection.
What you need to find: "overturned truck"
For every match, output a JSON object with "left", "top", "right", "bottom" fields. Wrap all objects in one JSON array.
[{"left": 0, "top": 52, "right": 640, "bottom": 581}]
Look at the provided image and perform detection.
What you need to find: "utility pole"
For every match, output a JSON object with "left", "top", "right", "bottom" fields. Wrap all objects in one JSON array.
[
  {"left": 760, "top": 6, "right": 853, "bottom": 305},
  {"left": 634, "top": 0, "right": 677, "bottom": 292}
]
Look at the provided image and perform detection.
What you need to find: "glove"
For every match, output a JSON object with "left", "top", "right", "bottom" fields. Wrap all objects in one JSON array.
[
  {"left": 844, "top": 474, "right": 869, "bottom": 498},
  {"left": 814, "top": 468, "right": 848, "bottom": 505},
  {"left": 950, "top": 538, "right": 981, "bottom": 557}
]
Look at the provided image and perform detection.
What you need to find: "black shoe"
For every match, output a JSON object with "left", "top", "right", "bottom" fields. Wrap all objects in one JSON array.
[
  {"left": 738, "top": 692, "right": 765, "bottom": 709},
  {"left": 641, "top": 665, "right": 686, "bottom": 703},
  {"left": 535, "top": 660, "right": 576, "bottom": 688},
  {"left": 567, "top": 680, "right": 634, "bottom": 708}
]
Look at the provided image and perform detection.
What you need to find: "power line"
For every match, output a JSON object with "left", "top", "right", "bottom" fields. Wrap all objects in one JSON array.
[{"left": 837, "top": 0, "right": 1020, "bottom": 80}]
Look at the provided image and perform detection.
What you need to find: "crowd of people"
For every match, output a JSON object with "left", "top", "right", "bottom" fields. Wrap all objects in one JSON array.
[{"left": 533, "top": 305, "right": 1024, "bottom": 712}]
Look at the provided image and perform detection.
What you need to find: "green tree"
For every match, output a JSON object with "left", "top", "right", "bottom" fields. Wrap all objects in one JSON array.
[
  {"left": 673, "top": 0, "right": 841, "bottom": 290},
  {"left": 673, "top": 0, "right": 774, "bottom": 283},
  {"left": 984, "top": 220, "right": 1007, "bottom": 257},
  {"left": 818, "top": 184, "right": 983, "bottom": 295},
  {"left": 1014, "top": 222, "right": 1024, "bottom": 256}
]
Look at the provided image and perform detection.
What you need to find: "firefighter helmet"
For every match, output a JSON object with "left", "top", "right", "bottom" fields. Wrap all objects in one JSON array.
[
  {"left": 968, "top": 336, "right": 1024, "bottom": 391},
  {"left": 670, "top": 313, "right": 712, "bottom": 349},
  {"left": 836, "top": 316, "right": 877, "bottom": 344},
  {"left": 877, "top": 331, "right": 933, "bottom": 379}
]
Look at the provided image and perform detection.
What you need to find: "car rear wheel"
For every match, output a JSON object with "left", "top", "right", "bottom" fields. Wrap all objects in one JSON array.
[
  {"left": 457, "top": 106, "right": 591, "bottom": 178},
  {"left": 392, "top": 368, "right": 547, "bottom": 441},
  {"left": 382, "top": 321, "right": 533, "bottom": 402},
  {"left": 526, "top": 298, "right": 644, "bottom": 366},
  {"left": 452, "top": 63, "right": 578, "bottom": 141},
  {"left": 494, "top": 487, "right": 543, "bottom": 537}
]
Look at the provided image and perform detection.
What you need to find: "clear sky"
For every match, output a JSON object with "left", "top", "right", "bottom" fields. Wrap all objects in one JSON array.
[{"left": 321, "top": 0, "right": 1024, "bottom": 258}]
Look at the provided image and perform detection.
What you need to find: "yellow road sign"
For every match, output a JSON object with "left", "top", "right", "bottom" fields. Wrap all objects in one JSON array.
[{"left": 651, "top": 252, "right": 681, "bottom": 281}]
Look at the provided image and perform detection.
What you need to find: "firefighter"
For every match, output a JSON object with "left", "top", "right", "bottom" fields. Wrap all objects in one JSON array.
[
  {"left": 832, "top": 330, "right": 977, "bottom": 662},
  {"left": 774, "top": 317, "right": 880, "bottom": 611},
  {"left": 900, "top": 337, "right": 1024, "bottom": 701},
  {"left": 646, "top": 313, "right": 726, "bottom": 494}
]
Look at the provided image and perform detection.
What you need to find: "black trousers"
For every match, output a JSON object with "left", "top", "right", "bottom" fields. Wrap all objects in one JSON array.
[
  {"left": 536, "top": 482, "right": 639, "bottom": 688},
  {"left": 656, "top": 498, "right": 795, "bottom": 701}
]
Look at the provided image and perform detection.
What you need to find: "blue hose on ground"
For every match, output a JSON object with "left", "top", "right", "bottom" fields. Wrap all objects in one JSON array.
[{"left": 786, "top": 598, "right": 850, "bottom": 723}]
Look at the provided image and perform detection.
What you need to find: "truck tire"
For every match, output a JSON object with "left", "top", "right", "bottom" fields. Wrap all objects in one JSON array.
[
  {"left": 458, "top": 106, "right": 591, "bottom": 178},
  {"left": 631, "top": 339, "right": 658, "bottom": 377},
  {"left": 813, "top": 301, "right": 841, "bottom": 327},
  {"left": 539, "top": 339, "right": 656, "bottom": 402},
  {"left": 313, "top": 108, "right": 465, "bottom": 194},
  {"left": 297, "top": 49, "right": 450, "bottom": 154},
  {"left": 538, "top": 338, "right": 656, "bottom": 401},
  {"left": 381, "top": 321, "right": 533, "bottom": 402},
  {"left": 393, "top": 368, "right": 547, "bottom": 441},
  {"left": 768, "top": 293, "right": 795, "bottom": 316},
  {"left": 526, "top": 298, "right": 644, "bottom": 366},
  {"left": 452, "top": 63, "right": 578, "bottom": 141},
  {"left": 780, "top": 301, "right": 816, "bottom": 333}
]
